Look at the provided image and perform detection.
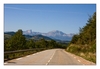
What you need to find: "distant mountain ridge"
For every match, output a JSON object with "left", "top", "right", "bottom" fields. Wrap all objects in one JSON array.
[
  {"left": 4, "top": 32, "right": 53, "bottom": 41},
  {"left": 31, "top": 35, "right": 53, "bottom": 40},
  {"left": 23, "top": 30, "right": 74, "bottom": 41},
  {"left": 5, "top": 30, "right": 74, "bottom": 41},
  {"left": 23, "top": 30, "right": 41, "bottom": 36}
]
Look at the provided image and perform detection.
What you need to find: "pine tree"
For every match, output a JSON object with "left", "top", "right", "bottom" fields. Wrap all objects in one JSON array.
[
  {"left": 7, "top": 29, "right": 26, "bottom": 50},
  {"left": 26, "top": 39, "right": 35, "bottom": 49}
]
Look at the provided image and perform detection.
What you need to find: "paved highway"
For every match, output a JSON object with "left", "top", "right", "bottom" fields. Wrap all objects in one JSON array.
[{"left": 4, "top": 49, "right": 95, "bottom": 65}]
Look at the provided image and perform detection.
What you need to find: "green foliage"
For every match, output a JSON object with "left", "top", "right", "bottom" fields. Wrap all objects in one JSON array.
[
  {"left": 66, "top": 12, "right": 96, "bottom": 63},
  {"left": 70, "top": 34, "right": 79, "bottom": 44},
  {"left": 70, "top": 12, "right": 96, "bottom": 45},
  {"left": 4, "top": 39, "right": 11, "bottom": 51},
  {"left": 66, "top": 44, "right": 96, "bottom": 63},
  {"left": 26, "top": 39, "right": 35, "bottom": 49},
  {"left": 4, "top": 34, "right": 12, "bottom": 40},
  {"left": 4, "top": 29, "right": 68, "bottom": 61},
  {"left": 5, "top": 29, "right": 26, "bottom": 51}
]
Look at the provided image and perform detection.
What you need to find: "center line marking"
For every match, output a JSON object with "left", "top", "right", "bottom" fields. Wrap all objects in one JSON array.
[{"left": 46, "top": 50, "right": 56, "bottom": 65}]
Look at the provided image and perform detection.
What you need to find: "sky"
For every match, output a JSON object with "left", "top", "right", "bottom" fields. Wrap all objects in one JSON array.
[{"left": 4, "top": 4, "right": 96, "bottom": 34}]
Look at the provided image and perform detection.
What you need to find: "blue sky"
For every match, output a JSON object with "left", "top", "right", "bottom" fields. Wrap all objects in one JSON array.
[{"left": 4, "top": 4, "right": 96, "bottom": 34}]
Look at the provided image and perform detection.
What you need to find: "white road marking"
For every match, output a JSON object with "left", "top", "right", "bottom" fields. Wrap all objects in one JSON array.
[
  {"left": 26, "top": 55, "right": 30, "bottom": 57},
  {"left": 78, "top": 60, "right": 81, "bottom": 62},
  {"left": 4, "top": 62, "right": 8, "bottom": 64},
  {"left": 32, "top": 52, "right": 39, "bottom": 55},
  {"left": 34, "top": 52, "right": 41, "bottom": 55},
  {"left": 74, "top": 57, "right": 76, "bottom": 58},
  {"left": 32, "top": 50, "right": 47, "bottom": 56},
  {"left": 16, "top": 58, "right": 22, "bottom": 60},
  {"left": 47, "top": 59, "right": 51, "bottom": 63},
  {"left": 46, "top": 51, "right": 56, "bottom": 65},
  {"left": 32, "top": 54, "right": 36, "bottom": 55}
]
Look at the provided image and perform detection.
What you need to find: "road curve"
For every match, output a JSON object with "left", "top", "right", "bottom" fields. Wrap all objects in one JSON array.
[{"left": 4, "top": 49, "right": 95, "bottom": 65}]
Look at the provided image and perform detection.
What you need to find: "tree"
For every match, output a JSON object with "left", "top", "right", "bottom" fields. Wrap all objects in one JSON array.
[
  {"left": 71, "top": 34, "right": 79, "bottom": 44},
  {"left": 4, "top": 39, "right": 11, "bottom": 51},
  {"left": 26, "top": 39, "right": 35, "bottom": 49},
  {"left": 67, "top": 12, "right": 96, "bottom": 63},
  {"left": 70, "top": 12, "right": 96, "bottom": 45},
  {"left": 38, "top": 38, "right": 47, "bottom": 48},
  {"left": 7, "top": 29, "right": 26, "bottom": 50}
]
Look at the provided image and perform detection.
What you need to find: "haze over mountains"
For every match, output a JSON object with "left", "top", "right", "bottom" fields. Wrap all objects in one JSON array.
[{"left": 23, "top": 30, "right": 74, "bottom": 41}]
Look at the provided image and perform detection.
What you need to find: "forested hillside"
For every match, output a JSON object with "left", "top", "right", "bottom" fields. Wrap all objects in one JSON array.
[
  {"left": 4, "top": 29, "right": 67, "bottom": 61},
  {"left": 4, "top": 29, "right": 67, "bottom": 51},
  {"left": 66, "top": 12, "right": 96, "bottom": 63}
]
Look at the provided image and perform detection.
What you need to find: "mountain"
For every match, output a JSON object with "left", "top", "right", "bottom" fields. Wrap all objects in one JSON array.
[
  {"left": 4, "top": 32, "right": 15, "bottom": 36},
  {"left": 4, "top": 34, "right": 12, "bottom": 40},
  {"left": 31, "top": 35, "right": 53, "bottom": 40},
  {"left": 4, "top": 32, "right": 15, "bottom": 40},
  {"left": 42, "top": 30, "right": 74, "bottom": 41},
  {"left": 23, "top": 30, "right": 41, "bottom": 36},
  {"left": 4, "top": 31, "right": 53, "bottom": 41},
  {"left": 23, "top": 30, "right": 74, "bottom": 41}
]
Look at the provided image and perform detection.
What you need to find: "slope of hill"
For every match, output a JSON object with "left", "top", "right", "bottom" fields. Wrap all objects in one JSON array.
[
  {"left": 4, "top": 32, "right": 15, "bottom": 36},
  {"left": 66, "top": 12, "right": 96, "bottom": 63},
  {"left": 4, "top": 32, "right": 15, "bottom": 40},
  {"left": 4, "top": 34, "right": 12, "bottom": 40},
  {"left": 31, "top": 35, "right": 53, "bottom": 41},
  {"left": 42, "top": 30, "right": 74, "bottom": 41}
]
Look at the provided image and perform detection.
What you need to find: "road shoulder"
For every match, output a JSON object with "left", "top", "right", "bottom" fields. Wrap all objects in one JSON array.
[{"left": 63, "top": 50, "right": 95, "bottom": 65}]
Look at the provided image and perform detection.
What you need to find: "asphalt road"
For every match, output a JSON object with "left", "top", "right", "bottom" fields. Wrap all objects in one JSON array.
[{"left": 4, "top": 49, "right": 95, "bottom": 65}]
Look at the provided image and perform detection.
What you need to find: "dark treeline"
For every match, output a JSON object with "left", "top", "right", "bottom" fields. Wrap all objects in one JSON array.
[
  {"left": 4, "top": 29, "right": 67, "bottom": 61},
  {"left": 71, "top": 12, "right": 96, "bottom": 45},
  {"left": 4, "top": 29, "right": 66, "bottom": 51},
  {"left": 66, "top": 12, "right": 96, "bottom": 63}
]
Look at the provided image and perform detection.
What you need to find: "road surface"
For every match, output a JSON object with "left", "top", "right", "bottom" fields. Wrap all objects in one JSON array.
[{"left": 4, "top": 49, "right": 95, "bottom": 65}]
